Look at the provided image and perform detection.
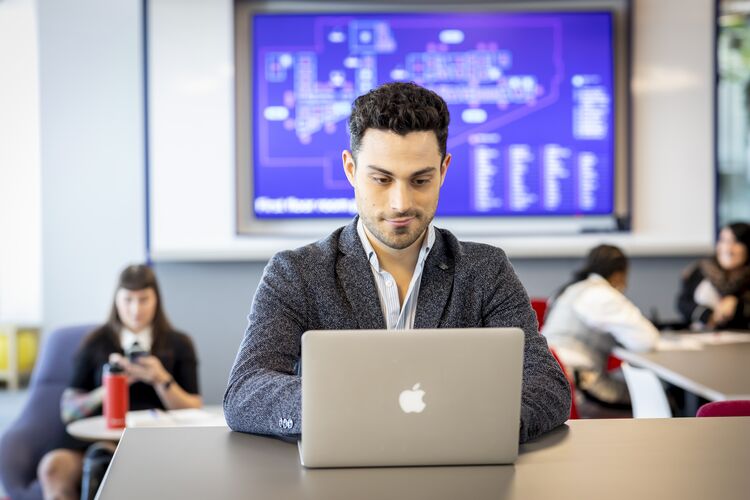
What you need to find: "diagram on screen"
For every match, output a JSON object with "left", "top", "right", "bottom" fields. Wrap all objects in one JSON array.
[{"left": 252, "top": 12, "right": 614, "bottom": 218}]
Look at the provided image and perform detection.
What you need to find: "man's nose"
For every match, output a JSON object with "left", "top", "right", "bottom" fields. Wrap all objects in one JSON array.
[{"left": 389, "top": 181, "right": 414, "bottom": 214}]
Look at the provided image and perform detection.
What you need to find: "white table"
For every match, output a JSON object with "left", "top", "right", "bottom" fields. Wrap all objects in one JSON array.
[
  {"left": 613, "top": 332, "right": 750, "bottom": 414},
  {"left": 67, "top": 406, "right": 227, "bottom": 442},
  {"left": 613, "top": 336, "right": 750, "bottom": 402}
]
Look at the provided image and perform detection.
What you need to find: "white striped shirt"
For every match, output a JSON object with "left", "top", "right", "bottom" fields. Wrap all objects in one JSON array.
[{"left": 357, "top": 218, "right": 435, "bottom": 330}]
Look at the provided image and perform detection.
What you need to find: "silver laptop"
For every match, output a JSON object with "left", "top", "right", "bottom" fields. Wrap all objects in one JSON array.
[{"left": 299, "top": 328, "right": 524, "bottom": 468}]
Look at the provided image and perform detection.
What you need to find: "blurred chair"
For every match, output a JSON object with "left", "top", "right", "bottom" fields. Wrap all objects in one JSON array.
[
  {"left": 621, "top": 362, "right": 672, "bottom": 418},
  {"left": 696, "top": 400, "right": 750, "bottom": 418},
  {"left": 0, "top": 324, "right": 93, "bottom": 500},
  {"left": 549, "top": 348, "right": 579, "bottom": 420},
  {"left": 535, "top": 298, "right": 579, "bottom": 420},
  {"left": 606, "top": 354, "right": 623, "bottom": 373},
  {"left": 530, "top": 297, "right": 548, "bottom": 331}
]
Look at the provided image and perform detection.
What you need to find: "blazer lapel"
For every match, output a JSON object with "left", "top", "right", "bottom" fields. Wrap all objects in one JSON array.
[
  {"left": 415, "top": 229, "right": 454, "bottom": 329},
  {"left": 337, "top": 219, "right": 386, "bottom": 330}
]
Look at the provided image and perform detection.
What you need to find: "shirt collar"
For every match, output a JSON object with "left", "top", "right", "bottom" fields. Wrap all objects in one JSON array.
[
  {"left": 588, "top": 273, "right": 607, "bottom": 283},
  {"left": 356, "top": 218, "right": 435, "bottom": 273},
  {"left": 120, "top": 326, "right": 153, "bottom": 353}
]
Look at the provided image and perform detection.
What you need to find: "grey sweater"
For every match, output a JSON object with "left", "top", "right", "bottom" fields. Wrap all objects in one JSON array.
[{"left": 224, "top": 218, "right": 571, "bottom": 443}]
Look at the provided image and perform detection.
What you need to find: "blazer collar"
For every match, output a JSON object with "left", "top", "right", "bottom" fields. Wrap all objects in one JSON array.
[
  {"left": 337, "top": 217, "right": 454, "bottom": 330},
  {"left": 414, "top": 227, "right": 454, "bottom": 329},
  {"left": 337, "top": 217, "right": 386, "bottom": 329}
]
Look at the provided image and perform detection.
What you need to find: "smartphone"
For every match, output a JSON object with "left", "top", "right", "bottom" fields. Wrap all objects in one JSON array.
[{"left": 127, "top": 348, "right": 148, "bottom": 363}]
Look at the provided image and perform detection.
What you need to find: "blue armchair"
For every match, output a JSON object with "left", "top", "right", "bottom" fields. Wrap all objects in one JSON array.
[{"left": 0, "top": 325, "right": 93, "bottom": 500}]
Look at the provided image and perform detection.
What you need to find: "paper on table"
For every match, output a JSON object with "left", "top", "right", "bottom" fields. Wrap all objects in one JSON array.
[
  {"left": 655, "top": 331, "right": 750, "bottom": 351},
  {"left": 125, "top": 408, "right": 226, "bottom": 428},
  {"left": 656, "top": 336, "right": 703, "bottom": 351},
  {"left": 689, "top": 331, "right": 750, "bottom": 345},
  {"left": 168, "top": 408, "right": 227, "bottom": 427},
  {"left": 126, "top": 409, "right": 177, "bottom": 428}
]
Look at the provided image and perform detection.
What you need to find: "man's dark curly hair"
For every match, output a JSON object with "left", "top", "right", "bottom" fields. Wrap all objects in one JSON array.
[{"left": 348, "top": 82, "right": 450, "bottom": 160}]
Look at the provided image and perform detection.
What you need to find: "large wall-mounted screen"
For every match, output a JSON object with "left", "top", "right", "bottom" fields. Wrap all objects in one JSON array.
[
  {"left": 236, "top": 2, "right": 629, "bottom": 235},
  {"left": 249, "top": 11, "right": 614, "bottom": 220}
]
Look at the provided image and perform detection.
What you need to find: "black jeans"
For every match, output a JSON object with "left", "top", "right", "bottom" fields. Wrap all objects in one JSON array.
[{"left": 80, "top": 442, "right": 114, "bottom": 500}]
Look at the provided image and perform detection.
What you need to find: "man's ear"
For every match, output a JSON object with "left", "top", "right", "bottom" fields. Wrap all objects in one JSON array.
[
  {"left": 439, "top": 153, "right": 452, "bottom": 186},
  {"left": 342, "top": 150, "right": 357, "bottom": 188}
]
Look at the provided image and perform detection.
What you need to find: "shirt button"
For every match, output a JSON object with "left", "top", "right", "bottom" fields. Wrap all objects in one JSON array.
[{"left": 386, "top": 281, "right": 393, "bottom": 287}]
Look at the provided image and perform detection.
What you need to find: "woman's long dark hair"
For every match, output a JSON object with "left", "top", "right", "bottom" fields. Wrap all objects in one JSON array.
[
  {"left": 553, "top": 244, "right": 629, "bottom": 302},
  {"left": 81, "top": 264, "right": 175, "bottom": 357}
]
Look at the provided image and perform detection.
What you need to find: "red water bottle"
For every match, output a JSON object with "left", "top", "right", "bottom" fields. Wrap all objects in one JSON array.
[{"left": 103, "top": 361, "right": 128, "bottom": 429}]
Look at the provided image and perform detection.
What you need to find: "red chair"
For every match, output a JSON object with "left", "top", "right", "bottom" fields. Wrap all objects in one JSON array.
[
  {"left": 606, "top": 354, "right": 623, "bottom": 372},
  {"left": 696, "top": 400, "right": 750, "bottom": 418},
  {"left": 530, "top": 297, "right": 548, "bottom": 331},
  {"left": 549, "top": 348, "right": 580, "bottom": 420},
  {"left": 532, "top": 298, "right": 578, "bottom": 419}
]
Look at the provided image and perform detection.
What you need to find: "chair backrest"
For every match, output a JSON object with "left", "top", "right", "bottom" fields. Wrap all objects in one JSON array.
[
  {"left": 696, "top": 400, "right": 750, "bottom": 418},
  {"left": 0, "top": 325, "right": 94, "bottom": 500},
  {"left": 621, "top": 362, "right": 672, "bottom": 418},
  {"left": 530, "top": 298, "right": 548, "bottom": 331},
  {"left": 549, "top": 348, "right": 579, "bottom": 420},
  {"left": 30, "top": 324, "right": 94, "bottom": 388}
]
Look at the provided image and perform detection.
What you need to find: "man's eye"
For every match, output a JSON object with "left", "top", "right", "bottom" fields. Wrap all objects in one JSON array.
[
  {"left": 372, "top": 176, "right": 391, "bottom": 185},
  {"left": 413, "top": 178, "right": 431, "bottom": 186}
]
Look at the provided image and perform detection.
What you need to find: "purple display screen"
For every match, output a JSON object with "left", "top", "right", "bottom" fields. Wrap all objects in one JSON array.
[{"left": 251, "top": 11, "right": 615, "bottom": 218}]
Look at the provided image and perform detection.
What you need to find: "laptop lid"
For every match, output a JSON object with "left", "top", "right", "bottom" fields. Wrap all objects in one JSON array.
[{"left": 300, "top": 328, "right": 524, "bottom": 468}]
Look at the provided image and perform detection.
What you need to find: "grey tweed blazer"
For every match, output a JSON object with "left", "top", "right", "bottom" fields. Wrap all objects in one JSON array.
[{"left": 224, "top": 218, "right": 571, "bottom": 443}]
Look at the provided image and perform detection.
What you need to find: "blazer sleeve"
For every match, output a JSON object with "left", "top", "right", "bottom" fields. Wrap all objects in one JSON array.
[
  {"left": 482, "top": 251, "right": 571, "bottom": 443},
  {"left": 677, "top": 264, "right": 712, "bottom": 326},
  {"left": 223, "top": 251, "right": 306, "bottom": 437}
]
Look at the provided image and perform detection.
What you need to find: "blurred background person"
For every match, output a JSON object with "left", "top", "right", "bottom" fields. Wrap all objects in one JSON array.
[
  {"left": 678, "top": 222, "right": 750, "bottom": 331},
  {"left": 37, "top": 264, "right": 201, "bottom": 500},
  {"left": 543, "top": 244, "right": 659, "bottom": 408}
]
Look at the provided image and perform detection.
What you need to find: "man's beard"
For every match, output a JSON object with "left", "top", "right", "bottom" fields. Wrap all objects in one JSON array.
[{"left": 360, "top": 209, "right": 434, "bottom": 250}]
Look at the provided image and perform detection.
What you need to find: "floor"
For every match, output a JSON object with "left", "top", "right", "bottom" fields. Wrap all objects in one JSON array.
[{"left": 0, "top": 387, "right": 30, "bottom": 498}]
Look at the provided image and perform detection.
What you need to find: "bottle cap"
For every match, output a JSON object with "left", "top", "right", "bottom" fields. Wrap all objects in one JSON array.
[{"left": 106, "top": 361, "right": 125, "bottom": 374}]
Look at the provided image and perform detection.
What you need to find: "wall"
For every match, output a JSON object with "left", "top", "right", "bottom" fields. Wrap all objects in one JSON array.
[
  {"left": 0, "top": 0, "right": 41, "bottom": 324},
  {"left": 38, "top": 0, "right": 146, "bottom": 331}
]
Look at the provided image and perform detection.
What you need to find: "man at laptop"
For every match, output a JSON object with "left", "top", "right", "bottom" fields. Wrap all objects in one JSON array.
[{"left": 225, "top": 82, "right": 571, "bottom": 443}]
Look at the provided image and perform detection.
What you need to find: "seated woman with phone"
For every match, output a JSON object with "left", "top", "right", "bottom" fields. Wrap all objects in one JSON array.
[{"left": 37, "top": 264, "right": 201, "bottom": 500}]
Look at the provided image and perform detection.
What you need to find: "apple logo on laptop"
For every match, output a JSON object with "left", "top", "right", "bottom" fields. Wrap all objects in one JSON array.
[{"left": 399, "top": 383, "right": 426, "bottom": 413}]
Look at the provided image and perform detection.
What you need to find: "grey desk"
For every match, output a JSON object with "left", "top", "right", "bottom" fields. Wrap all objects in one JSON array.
[
  {"left": 96, "top": 418, "right": 750, "bottom": 500},
  {"left": 613, "top": 342, "right": 750, "bottom": 402}
]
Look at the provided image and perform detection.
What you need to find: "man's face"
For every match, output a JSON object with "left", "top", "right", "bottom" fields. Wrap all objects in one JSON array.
[{"left": 342, "top": 129, "right": 451, "bottom": 251}]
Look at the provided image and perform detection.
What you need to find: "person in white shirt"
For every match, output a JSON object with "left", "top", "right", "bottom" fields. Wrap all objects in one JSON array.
[{"left": 542, "top": 244, "right": 659, "bottom": 406}]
